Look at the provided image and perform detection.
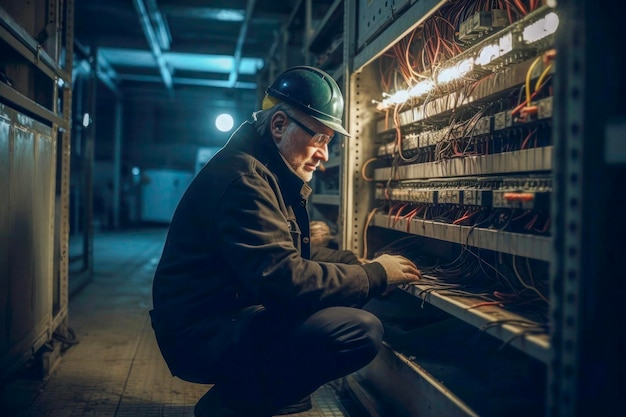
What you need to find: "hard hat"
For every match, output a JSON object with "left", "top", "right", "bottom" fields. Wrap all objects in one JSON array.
[{"left": 263, "top": 66, "right": 351, "bottom": 137}]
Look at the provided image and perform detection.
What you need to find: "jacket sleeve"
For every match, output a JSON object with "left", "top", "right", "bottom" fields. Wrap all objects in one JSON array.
[
  {"left": 311, "top": 246, "right": 362, "bottom": 265},
  {"left": 214, "top": 170, "right": 386, "bottom": 313}
]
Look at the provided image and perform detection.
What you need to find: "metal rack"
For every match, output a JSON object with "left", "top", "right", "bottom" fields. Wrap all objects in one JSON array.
[{"left": 0, "top": 0, "right": 74, "bottom": 380}]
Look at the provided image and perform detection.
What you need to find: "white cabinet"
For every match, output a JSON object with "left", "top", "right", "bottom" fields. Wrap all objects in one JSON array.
[{"left": 140, "top": 169, "right": 193, "bottom": 223}]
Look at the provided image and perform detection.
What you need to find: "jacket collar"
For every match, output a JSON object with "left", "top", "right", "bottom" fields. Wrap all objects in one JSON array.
[{"left": 231, "top": 122, "right": 312, "bottom": 201}]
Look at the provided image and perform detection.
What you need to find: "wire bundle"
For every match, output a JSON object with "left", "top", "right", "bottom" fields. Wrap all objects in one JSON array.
[{"left": 371, "top": 232, "right": 550, "bottom": 323}]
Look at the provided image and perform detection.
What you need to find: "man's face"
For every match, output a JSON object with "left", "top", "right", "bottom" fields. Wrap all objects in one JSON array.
[{"left": 272, "top": 111, "right": 332, "bottom": 182}]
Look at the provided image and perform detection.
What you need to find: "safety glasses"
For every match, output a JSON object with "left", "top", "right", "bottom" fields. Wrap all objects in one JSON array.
[{"left": 287, "top": 114, "right": 334, "bottom": 147}]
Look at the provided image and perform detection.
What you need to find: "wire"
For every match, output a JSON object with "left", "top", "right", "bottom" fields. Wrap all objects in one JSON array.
[
  {"left": 359, "top": 207, "right": 380, "bottom": 262},
  {"left": 525, "top": 55, "right": 542, "bottom": 106},
  {"left": 512, "top": 255, "right": 549, "bottom": 303},
  {"left": 360, "top": 157, "right": 379, "bottom": 181},
  {"left": 535, "top": 63, "right": 553, "bottom": 93}
]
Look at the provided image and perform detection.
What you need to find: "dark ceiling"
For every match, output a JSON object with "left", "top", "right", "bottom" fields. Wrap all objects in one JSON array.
[{"left": 73, "top": 0, "right": 335, "bottom": 99}]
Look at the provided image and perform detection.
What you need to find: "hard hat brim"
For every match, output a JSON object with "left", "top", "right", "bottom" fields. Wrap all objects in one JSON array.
[{"left": 311, "top": 115, "right": 351, "bottom": 138}]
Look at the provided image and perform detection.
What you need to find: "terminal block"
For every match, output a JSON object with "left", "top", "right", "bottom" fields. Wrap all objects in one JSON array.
[
  {"left": 493, "top": 190, "right": 551, "bottom": 210},
  {"left": 462, "top": 189, "right": 493, "bottom": 206},
  {"left": 537, "top": 97, "right": 553, "bottom": 119},
  {"left": 438, "top": 189, "right": 463, "bottom": 205},
  {"left": 458, "top": 9, "right": 508, "bottom": 42}
]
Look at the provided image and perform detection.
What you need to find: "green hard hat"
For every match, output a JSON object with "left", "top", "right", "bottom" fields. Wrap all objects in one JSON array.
[{"left": 265, "top": 66, "right": 351, "bottom": 137}]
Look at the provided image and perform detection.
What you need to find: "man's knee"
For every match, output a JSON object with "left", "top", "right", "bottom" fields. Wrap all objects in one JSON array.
[
  {"left": 307, "top": 307, "right": 383, "bottom": 357},
  {"left": 342, "top": 308, "right": 384, "bottom": 357}
]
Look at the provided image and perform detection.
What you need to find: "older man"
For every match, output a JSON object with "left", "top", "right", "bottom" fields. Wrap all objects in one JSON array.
[{"left": 150, "top": 66, "right": 421, "bottom": 417}]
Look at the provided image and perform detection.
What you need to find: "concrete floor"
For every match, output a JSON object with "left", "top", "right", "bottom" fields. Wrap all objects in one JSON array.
[{"left": 1, "top": 228, "right": 366, "bottom": 417}]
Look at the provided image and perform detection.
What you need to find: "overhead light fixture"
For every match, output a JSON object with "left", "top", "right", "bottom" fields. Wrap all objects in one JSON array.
[
  {"left": 214, "top": 9, "right": 245, "bottom": 22},
  {"left": 523, "top": 12, "right": 559, "bottom": 43},
  {"left": 168, "top": 7, "right": 245, "bottom": 22},
  {"left": 215, "top": 113, "right": 234, "bottom": 132}
]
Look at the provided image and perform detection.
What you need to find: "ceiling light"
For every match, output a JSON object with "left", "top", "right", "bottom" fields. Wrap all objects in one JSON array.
[{"left": 216, "top": 113, "right": 234, "bottom": 132}]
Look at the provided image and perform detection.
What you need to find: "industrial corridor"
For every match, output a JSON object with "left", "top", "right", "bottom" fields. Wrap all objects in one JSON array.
[{"left": 1, "top": 228, "right": 362, "bottom": 417}]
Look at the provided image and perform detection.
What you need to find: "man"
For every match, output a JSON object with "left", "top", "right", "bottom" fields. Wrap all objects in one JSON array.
[{"left": 150, "top": 66, "right": 421, "bottom": 417}]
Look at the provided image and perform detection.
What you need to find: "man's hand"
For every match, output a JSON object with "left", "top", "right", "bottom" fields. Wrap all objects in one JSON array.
[{"left": 371, "top": 254, "right": 421, "bottom": 295}]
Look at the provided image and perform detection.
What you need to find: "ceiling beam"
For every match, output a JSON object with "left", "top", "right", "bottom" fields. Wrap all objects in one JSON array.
[
  {"left": 74, "top": 39, "right": 121, "bottom": 98},
  {"left": 118, "top": 73, "right": 256, "bottom": 89},
  {"left": 132, "top": 0, "right": 173, "bottom": 91},
  {"left": 228, "top": 0, "right": 256, "bottom": 87},
  {"left": 145, "top": 0, "right": 172, "bottom": 50}
]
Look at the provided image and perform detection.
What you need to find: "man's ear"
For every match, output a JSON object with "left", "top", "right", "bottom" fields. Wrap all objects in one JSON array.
[{"left": 271, "top": 111, "right": 287, "bottom": 141}]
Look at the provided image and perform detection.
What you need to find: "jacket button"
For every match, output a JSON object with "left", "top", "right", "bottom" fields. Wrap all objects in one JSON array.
[
  {"left": 300, "top": 200, "right": 306, "bottom": 206},
  {"left": 303, "top": 237, "right": 310, "bottom": 244}
]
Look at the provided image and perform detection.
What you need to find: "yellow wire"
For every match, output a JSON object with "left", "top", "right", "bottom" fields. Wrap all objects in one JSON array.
[
  {"left": 535, "top": 63, "right": 553, "bottom": 92},
  {"left": 525, "top": 56, "right": 543, "bottom": 105}
]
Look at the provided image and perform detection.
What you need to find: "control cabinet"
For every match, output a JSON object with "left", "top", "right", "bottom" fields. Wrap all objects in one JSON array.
[{"left": 340, "top": 0, "right": 625, "bottom": 416}]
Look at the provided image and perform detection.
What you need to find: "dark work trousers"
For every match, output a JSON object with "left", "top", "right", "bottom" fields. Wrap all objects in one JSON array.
[{"left": 163, "top": 305, "right": 384, "bottom": 416}]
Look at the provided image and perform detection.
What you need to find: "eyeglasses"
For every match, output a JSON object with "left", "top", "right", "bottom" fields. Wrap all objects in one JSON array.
[{"left": 287, "top": 114, "right": 334, "bottom": 147}]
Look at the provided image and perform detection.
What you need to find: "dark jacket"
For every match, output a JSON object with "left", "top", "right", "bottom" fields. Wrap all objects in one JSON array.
[{"left": 151, "top": 121, "right": 386, "bottom": 346}]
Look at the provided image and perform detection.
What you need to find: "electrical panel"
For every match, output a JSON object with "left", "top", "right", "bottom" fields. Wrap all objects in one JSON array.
[
  {"left": 356, "top": 0, "right": 412, "bottom": 49},
  {"left": 342, "top": 0, "right": 562, "bottom": 415}
]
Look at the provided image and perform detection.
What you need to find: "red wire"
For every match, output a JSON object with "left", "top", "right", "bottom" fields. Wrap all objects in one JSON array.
[{"left": 514, "top": 0, "right": 527, "bottom": 15}]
